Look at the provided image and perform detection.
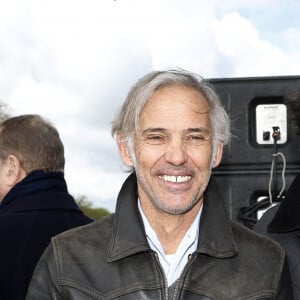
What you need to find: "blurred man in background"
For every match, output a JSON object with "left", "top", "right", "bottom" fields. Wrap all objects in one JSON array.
[{"left": 0, "top": 114, "right": 92, "bottom": 300}]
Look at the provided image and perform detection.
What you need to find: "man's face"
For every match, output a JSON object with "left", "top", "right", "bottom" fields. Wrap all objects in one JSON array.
[{"left": 119, "top": 84, "right": 223, "bottom": 215}]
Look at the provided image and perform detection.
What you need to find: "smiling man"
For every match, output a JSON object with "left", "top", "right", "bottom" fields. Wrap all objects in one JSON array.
[{"left": 26, "top": 69, "right": 293, "bottom": 299}]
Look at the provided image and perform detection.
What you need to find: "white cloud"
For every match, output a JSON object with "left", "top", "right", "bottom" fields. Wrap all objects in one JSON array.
[
  {"left": 8, "top": 76, "right": 81, "bottom": 116},
  {"left": 212, "top": 12, "right": 300, "bottom": 77}
]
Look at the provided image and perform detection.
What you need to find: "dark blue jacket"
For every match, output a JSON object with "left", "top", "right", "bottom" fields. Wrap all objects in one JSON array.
[{"left": 0, "top": 170, "right": 93, "bottom": 300}]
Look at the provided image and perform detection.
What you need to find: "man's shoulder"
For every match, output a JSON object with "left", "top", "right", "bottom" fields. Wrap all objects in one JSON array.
[
  {"left": 43, "top": 214, "right": 116, "bottom": 277},
  {"left": 53, "top": 213, "right": 115, "bottom": 247},
  {"left": 231, "top": 220, "right": 285, "bottom": 260}
]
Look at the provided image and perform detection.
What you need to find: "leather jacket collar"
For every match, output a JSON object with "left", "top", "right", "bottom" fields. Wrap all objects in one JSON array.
[{"left": 107, "top": 173, "right": 237, "bottom": 262}]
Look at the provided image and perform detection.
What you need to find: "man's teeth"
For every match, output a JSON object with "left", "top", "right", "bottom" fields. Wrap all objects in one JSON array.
[{"left": 160, "top": 175, "right": 191, "bottom": 183}]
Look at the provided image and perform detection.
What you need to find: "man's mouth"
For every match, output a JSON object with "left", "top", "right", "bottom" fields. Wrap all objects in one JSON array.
[{"left": 159, "top": 175, "right": 192, "bottom": 183}]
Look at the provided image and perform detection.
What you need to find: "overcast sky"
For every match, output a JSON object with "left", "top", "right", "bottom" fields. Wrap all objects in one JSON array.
[{"left": 0, "top": 0, "right": 299, "bottom": 212}]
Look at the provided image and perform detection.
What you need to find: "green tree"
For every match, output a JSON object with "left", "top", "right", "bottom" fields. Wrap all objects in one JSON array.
[
  {"left": 76, "top": 195, "right": 110, "bottom": 220},
  {"left": 0, "top": 101, "right": 9, "bottom": 121}
]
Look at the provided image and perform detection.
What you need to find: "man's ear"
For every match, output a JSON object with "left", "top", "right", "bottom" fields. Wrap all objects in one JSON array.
[
  {"left": 116, "top": 135, "right": 134, "bottom": 167},
  {"left": 212, "top": 143, "right": 224, "bottom": 168},
  {"left": 5, "top": 155, "right": 26, "bottom": 186}
]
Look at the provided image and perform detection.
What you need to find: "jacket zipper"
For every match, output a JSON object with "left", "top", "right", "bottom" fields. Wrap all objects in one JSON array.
[
  {"left": 173, "top": 252, "right": 197, "bottom": 299},
  {"left": 153, "top": 251, "right": 169, "bottom": 300}
]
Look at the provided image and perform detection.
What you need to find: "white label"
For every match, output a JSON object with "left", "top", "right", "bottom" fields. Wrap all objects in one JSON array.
[{"left": 255, "top": 104, "right": 287, "bottom": 144}]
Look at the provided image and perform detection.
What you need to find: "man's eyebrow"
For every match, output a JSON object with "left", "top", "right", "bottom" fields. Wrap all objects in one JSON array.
[
  {"left": 142, "top": 128, "right": 166, "bottom": 134},
  {"left": 141, "top": 127, "right": 210, "bottom": 135},
  {"left": 185, "top": 127, "right": 210, "bottom": 134}
]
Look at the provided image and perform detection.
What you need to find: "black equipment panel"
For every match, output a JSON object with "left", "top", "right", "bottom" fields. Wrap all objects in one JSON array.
[{"left": 209, "top": 76, "right": 300, "bottom": 226}]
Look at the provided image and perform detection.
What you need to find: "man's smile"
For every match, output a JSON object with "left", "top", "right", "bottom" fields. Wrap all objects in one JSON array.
[{"left": 159, "top": 175, "right": 192, "bottom": 183}]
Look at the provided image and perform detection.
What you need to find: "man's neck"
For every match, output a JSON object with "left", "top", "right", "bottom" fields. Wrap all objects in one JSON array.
[{"left": 139, "top": 200, "right": 202, "bottom": 255}]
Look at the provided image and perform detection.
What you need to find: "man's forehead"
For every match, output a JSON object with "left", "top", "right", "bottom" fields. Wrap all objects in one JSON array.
[{"left": 147, "top": 86, "right": 210, "bottom": 109}]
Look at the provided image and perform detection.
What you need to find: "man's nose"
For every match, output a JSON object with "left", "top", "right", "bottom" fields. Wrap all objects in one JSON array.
[{"left": 164, "top": 138, "right": 188, "bottom": 166}]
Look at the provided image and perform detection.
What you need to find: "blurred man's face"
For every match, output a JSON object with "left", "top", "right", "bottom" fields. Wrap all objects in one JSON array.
[{"left": 120, "top": 84, "right": 223, "bottom": 215}]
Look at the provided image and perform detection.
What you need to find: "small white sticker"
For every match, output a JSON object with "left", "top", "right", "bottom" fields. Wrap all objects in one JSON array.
[{"left": 255, "top": 104, "right": 287, "bottom": 144}]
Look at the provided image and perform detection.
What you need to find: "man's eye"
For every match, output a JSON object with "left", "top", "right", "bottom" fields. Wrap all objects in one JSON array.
[
  {"left": 188, "top": 135, "right": 204, "bottom": 140},
  {"left": 146, "top": 135, "right": 165, "bottom": 143},
  {"left": 186, "top": 135, "right": 207, "bottom": 144},
  {"left": 148, "top": 135, "right": 162, "bottom": 140}
]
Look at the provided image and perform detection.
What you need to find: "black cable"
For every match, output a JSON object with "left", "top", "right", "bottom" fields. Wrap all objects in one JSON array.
[{"left": 238, "top": 127, "right": 284, "bottom": 229}]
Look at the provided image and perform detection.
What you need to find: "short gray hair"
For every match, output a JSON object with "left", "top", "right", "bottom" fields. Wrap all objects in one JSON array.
[{"left": 112, "top": 68, "right": 230, "bottom": 158}]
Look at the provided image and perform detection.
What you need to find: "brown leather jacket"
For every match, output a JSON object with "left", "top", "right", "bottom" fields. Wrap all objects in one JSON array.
[{"left": 26, "top": 174, "right": 293, "bottom": 299}]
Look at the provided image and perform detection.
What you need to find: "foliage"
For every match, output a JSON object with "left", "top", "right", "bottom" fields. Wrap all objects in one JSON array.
[
  {"left": 0, "top": 101, "right": 10, "bottom": 122},
  {"left": 76, "top": 195, "right": 110, "bottom": 220}
]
